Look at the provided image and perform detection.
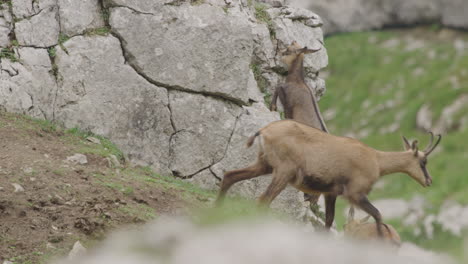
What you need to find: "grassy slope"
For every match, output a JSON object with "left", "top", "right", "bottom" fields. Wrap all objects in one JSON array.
[
  {"left": 321, "top": 27, "right": 468, "bottom": 258},
  {"left": 0, "top": 112, "right": 271, "bottom": 264}
]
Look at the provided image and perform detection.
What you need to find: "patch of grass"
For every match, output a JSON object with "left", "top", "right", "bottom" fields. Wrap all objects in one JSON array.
[
  {"left": 254, "top": 2, "right": 275, "bottom": 39},
  {"left": 58, "top": 34, "right": 70, "bottom": 45},
  {"left": 118, "top": 204, "right": 157, "bottom": 221},
  {"left": 47, "top": 47, "right": 56, "bottom": 58},
  {"left": 11, "top": 39, "right": 19, "bottom": 46},
  {"left": 101, "top": 181, "right": 134, "bottom": 196},
  {"left": 190, "top": 0, "right": 205, "bottom": 5},
  {"left": 65, "top": 127, "right": 125, "bottom": 161},
  {"left": 58, "top": 34, "right": 70, "bottom": 54},
  {"left": 0, "top": 0, "right": 12, "bottom": 8},
  {"left": 191, "top": 198, "right": 276, "bottom": 227},
  {"left": 31, "top": 117, "right": 57, "bottom": 133},
  {"left": 0, "top": 47, "right": 18, "bottom": 62},
  {"left": 250, "top": 63, "right": 271, "bottom": 106},
  {"left": 85, "top": 27, "right": 111, "bottom": 36},
  {"left": 52, "top": 169, "right": 65, "bottom": 176},
  {"left": 100, "top": 9, "right": 110, "bottom": 24}
]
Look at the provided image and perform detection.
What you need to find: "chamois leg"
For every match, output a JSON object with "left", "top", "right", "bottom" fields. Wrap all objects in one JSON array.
[
  {"left": 257, "top": 170, "right": 293, "bottom": 206},
  {"left": 324, "top": 194, "right": 337, "bottom": 230},
  {"left": 356, "top": 196, "right": 383, "bottom": 237},
  {"left": 277, "top": 85, "right": 292, "bottom": 119},
  {"left": 270, "top": 86, "right": 279, "bottom": 111},
  {"left": 304, "top": 193, "right": 320, "bottom": 204},
  {"left": 216, "top": 161, "right": 271, "bottom": 206}
]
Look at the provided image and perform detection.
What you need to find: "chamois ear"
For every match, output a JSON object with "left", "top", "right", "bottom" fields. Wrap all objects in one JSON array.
[
  {"left": 402, "top": 136, "right": 411, "bottom": 150},
  {"left": 360, "top": 215, "right": 371, "bottom": 223},
  {"left": 411, "top": 140, "right": 419, "bottom": 157}
]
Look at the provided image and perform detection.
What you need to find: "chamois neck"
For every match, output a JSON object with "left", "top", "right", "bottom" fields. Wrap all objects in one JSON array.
[
  {"left": 286, "top": 54, "right": 305, "bottom": 83},
  {"left": 376, "top": 150, "right": 412, "bottom": 177}
]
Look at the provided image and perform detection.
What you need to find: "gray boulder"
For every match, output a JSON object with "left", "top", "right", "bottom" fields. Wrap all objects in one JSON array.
[
  {"left": 269, "top": 7, "right": 328, "bottom": 73},
  {"left": 0, "top": 47, "right": 56, "bottom": 119},
  {"left": 54, "top": 35, "right": 173, "bottom": 174},
  {"left": 442, "top": 0, "right": 468, "bottom": 29},
  {"left": 0, "top": 4, "right": 12, "bottom": 47},
  {"left": 58, "top": 0, "right": 105, "bottom": 36},
  {"left": 15, "top": 5, "right": 59, "bottom": 47},
  {"left": 57, "top": 217, "right": 454, "bottom": 264},
  {"left": 168, "top": 91, "right": 242, "bottom": 177},
  {"left": 108, "top": 2, "right": 258, "bottom": 105}
]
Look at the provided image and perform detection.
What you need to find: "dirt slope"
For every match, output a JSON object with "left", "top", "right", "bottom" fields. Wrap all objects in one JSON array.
[{"left": 0, "top": 111, "right": 209, "bottom": 264}]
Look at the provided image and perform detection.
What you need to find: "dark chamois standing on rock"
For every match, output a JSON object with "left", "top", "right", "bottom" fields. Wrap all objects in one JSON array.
[
  {"left": 270, "top": 41, "right": 329, "bottom": 204},
  {"left": 216, "top": 120, "right": 441, "bottom": 236}
]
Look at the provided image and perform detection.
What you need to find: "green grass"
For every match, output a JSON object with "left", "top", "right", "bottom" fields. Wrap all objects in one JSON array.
[
  {"left": 47, "top": 47, "right": 56, "bottom": 58},
  {"left": 250, "top": 63, "right": 271, "bottom": 105},
  {"left": 321, "top": 28, "right": 468, "bottom": 259},
  {"left": 84, "top": 27, "right": 111, "bottom": 36},
  {"left": 65, "top": 127, "right": 125, "bottom": 161},
  {"left": 0, "top": 47, "right": 18, "bottom": 62},
  {"left": 254, "top": 2, "right": 276, "bottom": 39},
  {"left": 117, "top": 204, "right": 157, "bottom": 221}
]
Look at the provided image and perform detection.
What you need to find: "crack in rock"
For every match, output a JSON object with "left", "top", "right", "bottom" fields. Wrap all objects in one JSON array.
[
  {"left": 107, "top": 9, "right": 250, "bottom": 107},
  {"left": 106, "top": 4, "right": 154, "bottom": 16},
  {"left": 116, "top": 31, "right": 248, "bottom": 106}
]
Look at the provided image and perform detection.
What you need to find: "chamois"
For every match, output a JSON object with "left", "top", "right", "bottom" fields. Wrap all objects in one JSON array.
[
  {"left": 270, "top": 41, "right": 328, "bottom": 133},
  {"left": 216, "top": 120, "right": 441, "bottom": 236},
  {"left": 270, "top": 41, "right": 329, "bottom": 204},
  {"left": 344, "top": 207, "right": 401, "bottom": 247}
]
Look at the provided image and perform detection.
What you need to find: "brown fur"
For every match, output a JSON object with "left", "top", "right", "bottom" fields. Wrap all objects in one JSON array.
[
  {"left": 216, "top": 120, "right": 441, "bottom": 236},
  {"left": 344, "top": 207, "right": 401, "bottom": 247},
  {"left": 270, "top": 41, "right": 328, "bottom": 204},
  {"left": 270, "top": 41, "right": 328, "bottom": 132}
]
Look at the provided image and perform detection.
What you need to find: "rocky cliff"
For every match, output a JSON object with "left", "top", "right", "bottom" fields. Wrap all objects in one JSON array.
[
  {"left": 0, "top": 0, "right": 328, "bottom": 214},
  {"left": 293, "top": 0, "right": 468, "bottom": 34}
]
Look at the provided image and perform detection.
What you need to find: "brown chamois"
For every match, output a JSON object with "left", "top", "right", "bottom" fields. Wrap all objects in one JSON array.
[
  {"left": 270, "top": 41, "right": 329, "bottom": 204},
  {"left": 270, "top": 41, "right": 328, "bottom": 133},
  {"left": 344, "top": 207, "right": 401, "bottom": 247},
  {"left": 216, "top": 120, "right": 441, "bottom": 236}
]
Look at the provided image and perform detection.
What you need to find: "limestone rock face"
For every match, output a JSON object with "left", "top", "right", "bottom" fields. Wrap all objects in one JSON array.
[
  {"left": 108, "top": 3, "right": 257, "bottom": 104},
  {"left": 1, "top": 0, "right": 330, "bottom": 214},
  {"left": 58, "top": 0, "right": 105, "bottom": 36},
  {"left": 14, "top": 5, "right": 59, "bottom": 47},
  {"left": 269, "top": 7, "right": 328, "bottom": 73},
  {"left": 0, "top": 47, "right": 56, "bottom": 119},
  {"left": 168, "top": 91, "right": 242, "bottom": 177},
  {"left": 0, "top": 4, "right": 12, "bottom": 47},
  {"left": 54, "top": 35, "right": 173, "bottom": 174},
  {"left": 441, "top": 0, "right": 468, "bottom": 29}
]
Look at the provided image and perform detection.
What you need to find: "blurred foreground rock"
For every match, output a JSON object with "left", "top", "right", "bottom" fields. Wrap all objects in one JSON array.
[{"left": 56, "top": 217, "right": 454, "bottom": 264}]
